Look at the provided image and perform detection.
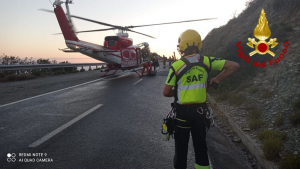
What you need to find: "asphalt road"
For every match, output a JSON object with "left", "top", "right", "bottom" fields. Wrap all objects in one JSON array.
[{"left": 0, "top": 64, "right": 250, "bottom": 169}]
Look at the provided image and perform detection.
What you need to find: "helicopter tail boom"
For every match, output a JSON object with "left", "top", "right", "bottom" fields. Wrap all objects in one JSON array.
[{"left": 54, "top": 5, "right": 79, "bottom": 41}]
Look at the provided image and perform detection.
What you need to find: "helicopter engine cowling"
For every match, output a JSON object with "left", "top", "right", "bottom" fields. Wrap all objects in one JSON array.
[{"left": 104, "top": 36, "right": 133, "bottom": 50}]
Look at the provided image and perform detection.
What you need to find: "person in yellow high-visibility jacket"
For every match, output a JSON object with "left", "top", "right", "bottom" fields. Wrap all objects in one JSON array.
[{"left": 163, "top": 30, "right": 240, "bottom": 169}]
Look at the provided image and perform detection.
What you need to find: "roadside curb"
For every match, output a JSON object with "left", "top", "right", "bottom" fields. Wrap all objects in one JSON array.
[{"left": 207, "top": 94, "right": 278, "bottom": 169}]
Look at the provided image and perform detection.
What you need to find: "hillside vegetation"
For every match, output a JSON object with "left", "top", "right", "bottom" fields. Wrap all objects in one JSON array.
[{"left": 202, "top": 0, "right": 300, "bottom": 167}]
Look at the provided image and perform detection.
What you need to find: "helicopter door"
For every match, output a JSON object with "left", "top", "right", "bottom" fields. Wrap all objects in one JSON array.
[{"left": 121, "top": 48, "right": 138, "bottom": 68}]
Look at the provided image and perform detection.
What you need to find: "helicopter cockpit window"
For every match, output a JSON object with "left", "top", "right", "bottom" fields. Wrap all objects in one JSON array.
[{"left": 108, "top": 40, "right": 115, "bottom": 47}]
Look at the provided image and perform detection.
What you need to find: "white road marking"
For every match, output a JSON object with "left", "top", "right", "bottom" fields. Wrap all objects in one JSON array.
[
  {"left": 108, "top": 72, "right": 130, "bottom": 80},
  {"left": 0, "top": 71, "right": 132, "bottom": 109},
  {"left": 40, "top": 113, "right": 73, "bottom": 116},
  {"left": 0, "top": 78, "right": 107, "bottom": 109},
  {"left": 29, "top": 104, "right": 103, "bottom": 148},
  {"left": 133, "top": 79, "right": 143, "bottom": 85}
]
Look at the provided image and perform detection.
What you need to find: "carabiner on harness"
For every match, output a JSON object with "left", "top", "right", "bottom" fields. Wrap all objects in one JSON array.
[
  {"left": 197, "top": 107, "right": 204, "bottom": 114},
  {"left": 161, "top": 108, "right": 176, "bottom": 141},
  {"left": 197, "top": 107, "right": 215, "bottom": 131}
]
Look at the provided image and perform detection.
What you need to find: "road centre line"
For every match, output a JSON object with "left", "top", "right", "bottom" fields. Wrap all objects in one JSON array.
[
  {"left": 108, "top": 72, "right": 130, "bottom": 80},
  {"left": 40, "top": 113, "right": 73, "bottom": 116},
  {"left": 133, "top": 79, "right": 143, "bottom": 85},
  {"left": 0, "top": 78, "right": 107, "bottom": 109},
  {"left": 29, "top": 104, "right": 103, "bottom": 148}
]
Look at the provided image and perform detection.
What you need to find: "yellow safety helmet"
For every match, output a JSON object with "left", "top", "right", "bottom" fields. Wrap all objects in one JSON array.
[{"left": 177, "top": 29, "right": 202, "bottom": 55}]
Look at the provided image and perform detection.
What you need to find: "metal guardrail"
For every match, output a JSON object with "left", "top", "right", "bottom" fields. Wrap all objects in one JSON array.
[{"left": 0, "top": 63, "right": 106, "bottom": 71}]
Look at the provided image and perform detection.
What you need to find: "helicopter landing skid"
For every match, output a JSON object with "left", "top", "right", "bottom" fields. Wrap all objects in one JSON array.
[
  {"left": 101, "top": 69, "right": 118, "bottom": 77},
  {"left": 133, "top": 69, "right": 143, "bottom": 77},
  {"left": 132, "top": 68, "right": 156, "bottom": 77}
]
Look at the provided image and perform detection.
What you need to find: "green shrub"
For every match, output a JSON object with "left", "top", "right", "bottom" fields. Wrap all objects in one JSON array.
[
  {"left": 0, "top": 72, "right": 5, "bottom": 78},
  {"left": 249, "top": 109, "right": 261, "bottom": 119},
  {"left": 215, "top": 92, "right": 231, "bottom": 102},
  {"left": 263, "top": 138, "right": 283, "bottom": 160},
  {"left": 293, "top": 99, "right": 300, "bottom": 110},
  {"left": 249, "top": 119, "right": 263, "bottom": 130},
  {"left": 258, "top": 130, "right": 288, "bottom": 142},
  {"left": 53, "top": 70, "right": 67, "bottom": 75},
  {"left": 235, "top": 83, "right": 249, "bottom": 93},
  {"left": 80, "top": 69, "right": 85, "bottom": 72},
  {"left": 25, "top": 74, "right": 36, "bottom": 80},
  {"left": 290, "top": 110, "right": 300, "bottom": 126},
  {"left": 54, "top": 70, "right": 62, "bottom": 75},
  {"left": 275, "top": 114, "right": 285, "bottom": 126},
  {"left": 4, "top": 74, "right": 18, "bottom": 81},
  {"left": 229, "top": 93, "right": 247, "bottom": 106},
  {"left": 31, "top": 70, "right": 42, "bottom": 77},
  {"left": 18, "top": 74, "right": 28, "bottom": 81},
  {"left": 3, "top": 74, "right": 36, "bottom": 82},
  {"left": 249, "top": 87, "right": 259, "bottom": 94},
  {"left": 279, "top": 154, "right": 300, "bottom": 169},
  {"left": 262, "top": 89, "right": 273, "bottom": 98}
]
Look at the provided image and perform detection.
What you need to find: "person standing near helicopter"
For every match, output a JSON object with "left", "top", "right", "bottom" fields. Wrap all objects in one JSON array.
[
  {"left": 163, "top": 29, "right": 239, "bottom": 169},
  {"left": 163, "top": 55, "right": 167, "bottom": 68},
  {"left": 141, "top": 57, "right": 153, "bottom": 76}
]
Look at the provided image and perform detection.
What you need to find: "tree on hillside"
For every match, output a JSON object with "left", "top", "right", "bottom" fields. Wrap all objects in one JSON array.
[
  {"left": 37, "top": 58, "right": 51, "bottom": 64},
  {"left": 51, "top": 60, "right": 58, "bottom": 64},
  {"left": 59, "top": 61, "right": 70, "bottom": 64},
  {"left": 0, "top": 54, "right": 35, "bottom": 65},
  {"left": 20, "top": 57, "right": 35, "bottom": 65}
]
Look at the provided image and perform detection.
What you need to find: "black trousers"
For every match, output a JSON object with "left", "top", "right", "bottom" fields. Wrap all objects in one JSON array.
[{"left": 173, "top": 104, "right": 209, "bottom": 169}]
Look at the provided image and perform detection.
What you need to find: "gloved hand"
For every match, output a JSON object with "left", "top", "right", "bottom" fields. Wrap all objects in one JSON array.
[{"left": 207, "top": 79, "right": 219, "bottom": 90}]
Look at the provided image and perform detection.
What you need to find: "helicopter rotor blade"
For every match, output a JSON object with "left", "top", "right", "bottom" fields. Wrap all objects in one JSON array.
[
  {"left": 53, "top": 28, "right": 116, "bottom": 35},
  {"left": 75, "top": 28, "right": 116, "bottom": 34},
  {"left": 127, "top": 29, "right": 155, "bottom": 39},
  {"left": 38, "top": 9, "right": 54, "bottom": 13},
  {"left": 70, "top": 15, "right": 119, "bottom": 29},
  {"left": 128, "top": 18, "right": 217, "bottom": 28}
]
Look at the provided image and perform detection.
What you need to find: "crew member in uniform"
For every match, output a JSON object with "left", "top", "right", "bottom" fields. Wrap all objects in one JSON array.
[
  {"left": 163, "top": 29, "right": 240, "bottom": 169},
  {"left": 141, "top": 57, "right": 152, "bottom": 76},
  {"left": 163, "top": 55, "right": 167, "bottom": 68}
]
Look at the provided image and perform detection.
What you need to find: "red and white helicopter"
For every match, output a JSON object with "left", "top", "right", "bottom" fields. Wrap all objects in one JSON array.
[{"left": 41, "top": 0, "right": 216, "bottom": 77}]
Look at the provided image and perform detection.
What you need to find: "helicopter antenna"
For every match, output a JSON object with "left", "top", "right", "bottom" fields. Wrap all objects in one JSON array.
[{"left": 48, "top": 0, "right": 53, "bottom": 6}]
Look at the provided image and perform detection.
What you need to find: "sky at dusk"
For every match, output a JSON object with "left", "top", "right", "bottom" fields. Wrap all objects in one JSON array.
[{"left": 0, "top": 0, "right": 249, "bottom": 63}]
